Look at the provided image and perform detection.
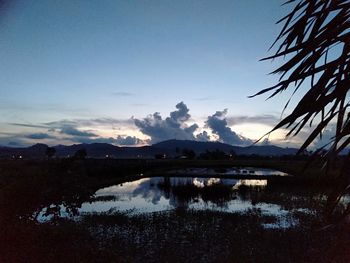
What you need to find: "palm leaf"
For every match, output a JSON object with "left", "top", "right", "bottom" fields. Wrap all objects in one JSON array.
[{"left": 254, "top": 0, "right": 350, "bottom": 223}]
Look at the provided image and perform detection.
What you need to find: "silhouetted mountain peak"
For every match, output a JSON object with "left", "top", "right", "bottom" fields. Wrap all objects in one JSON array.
[
  {"left": 28, "top": 143, "right": 49, "bottom": 150},
  {"left": 0, "top": 140, "right": 300, "bottom": 159}
]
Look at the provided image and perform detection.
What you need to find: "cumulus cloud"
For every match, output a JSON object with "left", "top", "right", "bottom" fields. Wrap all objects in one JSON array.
[
  {"left": 134, "top": 102, "right": 255, "bottom": 146},
  {"left": 134, "top": 102, "right": 198, "bottom": 144},
  {"left": 196, "top": 131, "right": 211, "bottom": 142},
  {"left": 6, "top": 105, "right": 261, "bottom": 147},
  {"left": 114, "top": 135, "right": 145, "bottom": 146},
  {"left": 205, "top": 109, "right": 252, "bottom": 146}
]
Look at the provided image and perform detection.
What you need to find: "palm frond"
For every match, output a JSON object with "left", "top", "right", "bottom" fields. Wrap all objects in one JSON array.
[
  {"left": 255, "top": 0, "right": 350, "bottom": 223},
  {"left": 256, "top": 0, "right": 350, "bottom": 156}
]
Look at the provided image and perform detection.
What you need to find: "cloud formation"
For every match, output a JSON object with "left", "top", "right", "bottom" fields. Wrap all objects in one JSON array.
[
  {"left": 43, "top": 118, "right": 143, "bottom": 145},
  {"left": 134, "top": 102, "right": 199, "bottom": 144},
  {"left": 0, "top": 135, "right": 27, "bottom": 147},
  {"left": 8, "top": 117, "right": 144, "bottom": 146},
  {"left": 44, "top": 118, "right": 135, "bottom": 129},
  {"left": 205, "top": 109, "right": 252, "bottom": 146},
  {"left": 226, "top": 114, "right": 280, "bottom": 127},
  {"left": 58, "top": 125, "right": 97, "bottom": 137},
  {"left": 69, "top": 136, "right": 116, "bottom": 144},
  {"left": 69, "top": 135, "right": 146, "bottom": 146},
  {"left": 26, "top": 133, "right": 55, "bottom": 140},
  {"left": 10, "top": 123, "right": 49, "bottom": 129},
  {"left": 196, "top": 131, "right": 211, "bottom": 142},
  {"left": 115, "top": 135, "right": 145, "bottom": 146},
  {"left": 53, "top": 122, "right": 145, "bottom": 146},
  {"left": 134, "top": 102, "right": 255, "bottom": 146},
  {"left": 6, "top": 103, "right": 263, "bottom": 147}
]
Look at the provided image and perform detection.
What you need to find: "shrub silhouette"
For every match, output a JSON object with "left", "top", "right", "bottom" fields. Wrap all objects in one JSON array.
[
  {"left": 45, "top": 147, "right": 56, "bottom": 159},
  {"left": 74, "top": 149, "right": 87, "bottom": 160}
]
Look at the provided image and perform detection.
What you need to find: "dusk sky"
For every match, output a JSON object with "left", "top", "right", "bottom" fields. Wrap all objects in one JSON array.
[{"left": 0, "top": 0, "right": 309, "bottom": 147}]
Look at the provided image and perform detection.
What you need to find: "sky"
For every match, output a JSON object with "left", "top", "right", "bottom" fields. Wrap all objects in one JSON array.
[{"left": 0, "top": 0, "right": 311, "bottom": 147}]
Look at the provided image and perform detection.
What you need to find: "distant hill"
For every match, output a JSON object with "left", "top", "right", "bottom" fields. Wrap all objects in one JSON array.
[
  {"left": 153, "top": 139, "right": 236, "bottom": 153},
  {"left": 152, "top": 139, "right": 298, "bottom": 156},
  {"left": 237, "top": 145, "right": 298, "bottom": 156},
  {"left": 0, "top": 139, "right": 299, "bottom": 159},
  {"left": 54, "top": 143, "right": 159, "bottom": 159}
]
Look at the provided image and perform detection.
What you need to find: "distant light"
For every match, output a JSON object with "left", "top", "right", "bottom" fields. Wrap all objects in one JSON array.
[{"left": 19, "top": 155, "right": 22, "bottom": 159}]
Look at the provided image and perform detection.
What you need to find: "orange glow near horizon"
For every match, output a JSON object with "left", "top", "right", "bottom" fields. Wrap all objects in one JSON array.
[{"left": 231, "top": 123, "right": 284, "bottom": 142}]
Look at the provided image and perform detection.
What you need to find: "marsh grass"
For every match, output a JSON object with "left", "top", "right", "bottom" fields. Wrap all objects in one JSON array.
[
  {"left": 1, "top": 159, "right": 350, "bottom": 262},
  {"left": 75, "top": 209, "right": 348, "bottom": 262}
]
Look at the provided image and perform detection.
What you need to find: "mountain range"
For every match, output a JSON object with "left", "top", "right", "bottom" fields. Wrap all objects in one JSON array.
[{"left": 0, "top": 139, "right": 299, "bottom": 159}]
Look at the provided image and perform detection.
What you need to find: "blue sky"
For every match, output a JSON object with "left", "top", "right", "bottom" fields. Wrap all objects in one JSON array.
[{"left": 0, "top": 0, "right": 306, "bottom": 147}]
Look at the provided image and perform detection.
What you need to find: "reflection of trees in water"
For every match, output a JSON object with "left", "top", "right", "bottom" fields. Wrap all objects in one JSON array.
[
  {"left": 1, "top": 161, "right": 98, "bottom": 224},
  {"left": 146, "top": 176, "right": 327, "bottom": 212},
  {"left": 156, "top": 177, "right": 237, "bottom": 208},
  {"left": 33, "top": 180, "right": 96, "bottom": 221},
  {"left": 28, "top": 174, "right": 330, "bottom": 223},
  {"left": 236, "top": 183, "right": 266, "bottom": 205}
]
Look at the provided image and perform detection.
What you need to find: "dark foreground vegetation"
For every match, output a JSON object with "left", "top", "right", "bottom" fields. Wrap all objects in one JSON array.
[
  {"left": 1, "top": 158, "right": 350, "bottom": 262},
  {"left": 4, "top": 209, "right": 350, "bottom": 263}
]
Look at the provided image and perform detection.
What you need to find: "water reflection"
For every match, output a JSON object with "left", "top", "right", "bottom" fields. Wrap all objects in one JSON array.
[
  {"left": 234, "top": 179, "right": 268, "bottom": 188},
  {"left": 66, "top": 176, "right": 305, "bottom": 228},
  {"left": 169, "top": 167, "right": 290, "bottom": 176},
  {"left": 68, "top": 177, "right": 299, "bottom": 227},
  {"left": 36, "top": 166, "right": 314, "bottom": 229}
]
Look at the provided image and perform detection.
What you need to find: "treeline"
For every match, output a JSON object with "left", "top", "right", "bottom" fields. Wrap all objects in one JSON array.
[{"left": 154, "top": 148, "right": 315, "bottom": 161}]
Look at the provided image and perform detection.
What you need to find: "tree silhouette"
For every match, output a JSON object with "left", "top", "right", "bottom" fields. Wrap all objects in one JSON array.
[
  {"left": 74, "top": 149, "right": 87, "bottom": 160},
  {"left": 45, "top": 147, "right": 56, "bottom": 159},
  {"left": 253, "top": 0, "right": 350, "bottom": 224},
  {"left": 182, "top": 148, "right": 196, "bottom": 159}
]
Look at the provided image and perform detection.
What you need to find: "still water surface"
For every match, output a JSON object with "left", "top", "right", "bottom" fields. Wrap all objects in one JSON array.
[
  {"left": 38, "top": 168, "right": 311, "bottom": 228},
  {"left": 167, "top": 167, "right": 290, "bottom": 176}
]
